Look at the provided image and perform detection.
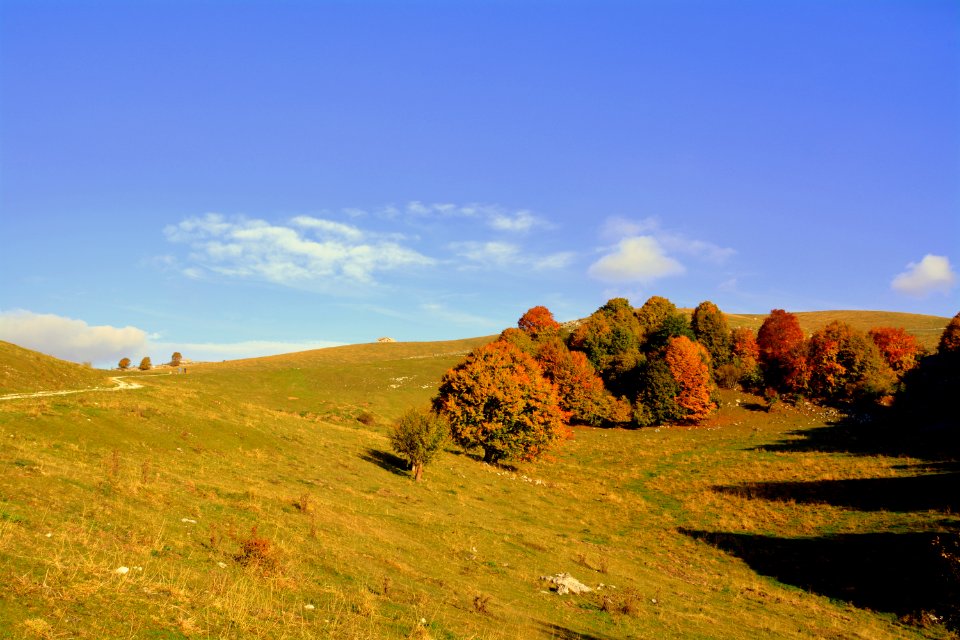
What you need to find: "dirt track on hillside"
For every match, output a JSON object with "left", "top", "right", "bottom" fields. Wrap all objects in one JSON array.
[{"left": 0, "top": 373, "right": 172, "bottom": 401}]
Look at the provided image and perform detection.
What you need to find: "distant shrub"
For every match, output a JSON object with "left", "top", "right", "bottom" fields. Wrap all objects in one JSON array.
[
  {"left": 357, "top": 411, "right": 377, "bottom": 426},
  {"left": 138, "top": 357, "right": 152, "bottom": 371},
  {"left": 171, "top": 351, "right": 183, "bottom": 367},
  {"left": 389, "top": 408, "right": 448, "bottom": 481},
  {"left": 807, "top": 321, "right": 894, "bottom": 404},
  {"left": 118, "top": 357, "right": 131, "bottom": 370},
  {"left": 715, "top": 363, "right": 740, "bottom": 390}
]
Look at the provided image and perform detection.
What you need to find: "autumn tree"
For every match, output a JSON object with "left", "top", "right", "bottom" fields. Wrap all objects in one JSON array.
[
  {"left": 536, "top": 339, "right": 621, "bottom": 426},
  {"left": 939, "top": 312, "right": 960, "bottom": 355},
  {"left": 691, "top": 301, "right": 731, "bottom": 367},
  {"left": 118, "top": 357, "right": 131, "bottom": 370},
  {"left": 433, "top": 341, "right": 567, "bottom": 464},
  {"left": 389, "top": 408, "right": 448, "bottom": 481},
  {"left": 729, "top": 327, "right": 762, "bottom": 389},
  {"left": 807, "top": 321, "right": 894, "bottom": 404},
  {"left": 757, "top": 309, "right": 807, "bottom": 393},
  {"left": 636, "top": 296, "right": 693, "bottom": 353},
  {"left": 635, "top": 296, "right": 678, "bottom": 337},
  {"left": 868, "top": 327, "right": 921, "bottom": 374},
  {"left": 568, "top": 298, "right": 644, "bottom": 396},
  {"left": 171, "top": 351, "right": 183, "bottom": 367},
  {"left": 138, "top": 357, "right": 152, "bottom": 371},
  {"left": 518, "top": 305, "right": 561, "bottom": 338},
  {"left": 663, "top": 336, "right": 716, "bottom": 423}
]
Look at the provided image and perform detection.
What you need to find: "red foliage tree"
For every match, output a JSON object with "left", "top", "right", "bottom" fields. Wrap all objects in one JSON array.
[
  {"left": 518, "top": 305, "right": 561, "bottom": 337},
  {"left": 939, "top": 312, "right": 960, "bottom": 355},
  {"left": 807, "top": 321, "right": 894, "bottom": 403},
  {"left": 757, "top": 309, "right": 807, "bottom": 392},
  {"left": 868, "top": 327, "right": 921, "bottom": 374},
  {"left": 433, "top": 341, "right": 568, "bottom": 463},
  {"left": 536, "top": 339, "right": 617, "bottom": 426},
  {"left": 663, "top": 336, "right": 716, "bottom": 423}
]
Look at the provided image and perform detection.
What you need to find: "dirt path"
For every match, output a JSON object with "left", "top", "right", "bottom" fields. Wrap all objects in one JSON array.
[{"left": 0, "top": 372, "right": 174, "bottom": 402}]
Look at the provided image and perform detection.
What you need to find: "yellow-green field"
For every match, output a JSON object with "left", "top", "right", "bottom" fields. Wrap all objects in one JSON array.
[{"left": 0, "top": 319, "right": 956, "bottom": 639}]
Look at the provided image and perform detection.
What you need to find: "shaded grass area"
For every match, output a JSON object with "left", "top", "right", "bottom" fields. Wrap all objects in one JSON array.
[
  {"left": 681, "top": 529, "right": 959, "bottom": 625},
  {"left": 0, "top": 340, "right": 110, "bottom": 394}
]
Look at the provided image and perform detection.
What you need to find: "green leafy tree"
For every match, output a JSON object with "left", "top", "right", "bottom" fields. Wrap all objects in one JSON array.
[
  {"left": 138, "top": 357, "right": 152, "bottom": 371},
  {"left": 568, "top": 298, "right": 644, "bottom": 397},
  {"left": 635, "top": 296, "right": 678, "bottom": 337},
  {"left": 691, "top": 301, "right": 731, "bottom": 367},
  {"left": 633, "top": 359, "right": 682, "bottom": 427},
  {"left": 118, "top": 357, "right": 131, "bottom": 370},
  {"left": 434, "top": 341, "right": 568, "bottom": 464},
  {"left": 635, "top": 296, "right": 693, "bottom": 353},
  {"left": 389, "top": 408, "right": 449, "bottom": 481}
]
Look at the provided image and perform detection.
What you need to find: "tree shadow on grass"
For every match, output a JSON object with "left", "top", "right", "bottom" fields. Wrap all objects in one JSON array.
[
  {"left": 754, "top": 412, "right": 960, "bottom": 463},
  {"left": 681, "top": 528, "right": 959, "bottom": 629},
  {"left": 714, "top": 472, "right": 960, "bottom": 513},
  {"left": 359, "top": 448, "right": 409, "bottom": 478}
]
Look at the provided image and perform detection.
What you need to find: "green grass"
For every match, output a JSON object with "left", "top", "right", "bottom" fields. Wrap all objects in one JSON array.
[{"left": 0, "top": 331, "right": 956, "bottom": 639}]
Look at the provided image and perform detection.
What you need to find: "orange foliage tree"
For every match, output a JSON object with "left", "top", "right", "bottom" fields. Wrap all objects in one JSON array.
[
  {"left": 433, "top": 341, "right": 568, "bottom": 463},
  {"left": 536, "top": 339, "right": 620, "bottom": 426},
  {"left": 939, "top": 312, "right": 960, "bottom": 355},
  {"left": 663, "top": 336, "right": 716, "bottom": 423},
  {"left": 868, "top": 326, "right": 921, "bottom": 374},
  {"left": 807, "top": 321, "right": 893, "bottom": 403},
  {"left": 757, "top": 309, "right": 808, "bottom": 393},
  {"left": 518, "top": 305, "right": 561, "bottom": 337}
]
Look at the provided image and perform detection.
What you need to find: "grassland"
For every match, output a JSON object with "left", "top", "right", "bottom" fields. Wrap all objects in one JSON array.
[{"left": 0, "top": 326, "right": 957, "bottom": 639}]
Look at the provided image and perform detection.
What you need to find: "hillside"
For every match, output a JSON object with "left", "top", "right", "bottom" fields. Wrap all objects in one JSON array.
[
  {"left": 0, "top": 340, "right": 110, "bottom": 395},
  {"left": 0, "top": 333, "right": 956, "bottom": 639}
]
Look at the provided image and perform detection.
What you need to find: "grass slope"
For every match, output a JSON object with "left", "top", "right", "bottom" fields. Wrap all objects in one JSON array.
[
  {"left": 0, "top": 331, "right": 956, "bottom": 639},
  {"left": 0, "top": 341, "right": 110, "bottom": 395}
]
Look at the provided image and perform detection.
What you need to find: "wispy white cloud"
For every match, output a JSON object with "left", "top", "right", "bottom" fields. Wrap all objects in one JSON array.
[
  {"left": 0, "top": 310, "right": 148, "bottom": 364},
  {"left": 891, "top": 254, "right": 957, "bottom": 297},
  {"left": 164, "top": 213, "right": 434, "bottom": 287},
  {"left": 450, "top": 241, "right": 574, "bottom": 271},
  {"left": 402, "top": 201, "right": 544, "bottom": 233},
  {"left": 588, "top": 236, "right": 685, "bottom": 283}
]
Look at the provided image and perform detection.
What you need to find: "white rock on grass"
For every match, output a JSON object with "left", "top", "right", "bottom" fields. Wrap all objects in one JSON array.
[
  {"left": 114, "top": 566, "right": 130, "bottom": 575},
  {"left": 539, "top": 572, "right": 592, "bottom": 595}
]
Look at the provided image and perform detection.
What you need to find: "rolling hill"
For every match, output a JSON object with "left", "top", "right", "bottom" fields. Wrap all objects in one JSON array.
[{"left": 0, "top": 340, "right": 110, "bottom": 395}]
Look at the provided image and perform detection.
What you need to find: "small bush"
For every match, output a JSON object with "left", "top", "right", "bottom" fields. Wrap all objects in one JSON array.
[
  {"left": 234, "top": 526, "right": 275, "bottom": 569},
  {"left": 390, "top": 408, "right": 448, "bottom": 481},
  {"left": 357, "top": 411, "right": 377, "bottom": 426}
]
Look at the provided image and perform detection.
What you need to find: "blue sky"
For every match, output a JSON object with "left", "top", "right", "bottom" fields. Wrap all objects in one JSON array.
[{"left": 1, "top": 0, "right": 958, "bottom": 367}]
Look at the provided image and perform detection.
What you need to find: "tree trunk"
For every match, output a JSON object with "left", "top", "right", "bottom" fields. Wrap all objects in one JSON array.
[
  {"left": 413, "top": 463, "right": 423, "bottom": 481},
  {"left": 482, "top": 448, "right": 497, "bottom": 464}
]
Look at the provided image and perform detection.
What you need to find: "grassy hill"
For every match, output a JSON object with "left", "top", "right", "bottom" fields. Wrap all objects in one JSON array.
[
  {"left": 0, "top": 340, "right": 110, "bottom": 395},
  {"left": 0, "top": 326, "right": 956, "bottom": 639}
]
